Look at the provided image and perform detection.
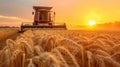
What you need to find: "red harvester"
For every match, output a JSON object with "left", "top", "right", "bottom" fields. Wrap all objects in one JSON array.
[{"left": 20, "top": 6, "right": 67, "bottom": 31}]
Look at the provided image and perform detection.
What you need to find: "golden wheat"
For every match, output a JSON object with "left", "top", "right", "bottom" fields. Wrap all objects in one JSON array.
[
  {"left": 112, "top": 52, "right": 120, "bottom": 63},
  {"left": 0, "top": 30, "right": 120, "bottom": 67},
  {"left": 39, "top": 52, "right": 60, "bottom": 67},
  {"left": 51, "top": 48, "right": 69, "bottom": 67}
]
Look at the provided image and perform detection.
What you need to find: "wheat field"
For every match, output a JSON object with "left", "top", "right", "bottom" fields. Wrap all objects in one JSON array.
[
  {"left": 0, "top": 28, "right": 18, "bottom": 50},
  {"left": 0, "top": 29, "right": 120, "bottom": 67},
  {"left": 0, "top": 28, "right": 18, "bottom": 41}
]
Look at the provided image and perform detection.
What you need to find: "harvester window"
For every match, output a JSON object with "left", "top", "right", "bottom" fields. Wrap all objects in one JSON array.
[{"left": 39, "top": 11, "right": 48, "bottom": 20}]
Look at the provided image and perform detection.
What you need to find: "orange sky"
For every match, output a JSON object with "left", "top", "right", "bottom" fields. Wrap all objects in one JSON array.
[{"left": 0, "top": 0, "right": 120, "bottom": 29}]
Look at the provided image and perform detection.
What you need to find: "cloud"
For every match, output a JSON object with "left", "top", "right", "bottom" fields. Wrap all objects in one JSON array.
[
  {"left": 0, "top": 15, "right": 31, "bottom": 22},
  {"left": 0, "top": 14, "right": 33, "bottom": 27}
]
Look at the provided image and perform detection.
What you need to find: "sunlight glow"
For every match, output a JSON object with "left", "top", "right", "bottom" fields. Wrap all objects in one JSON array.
[{"left": 88, "top": 20, "right": 96, "bottom": 26}]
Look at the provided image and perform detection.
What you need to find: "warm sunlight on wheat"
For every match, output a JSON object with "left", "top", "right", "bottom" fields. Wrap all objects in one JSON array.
[{"left": 0, "top": 30, "right": 120, "bottom": 67}]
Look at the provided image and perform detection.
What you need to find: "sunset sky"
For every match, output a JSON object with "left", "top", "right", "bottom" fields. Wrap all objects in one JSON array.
[{"left": 0, "top": 0, "right": 120, "bottom": 29}]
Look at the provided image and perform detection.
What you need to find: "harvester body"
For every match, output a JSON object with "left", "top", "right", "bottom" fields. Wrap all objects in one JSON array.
[{"left": 21, "top": 6, "right": 67, "bottom": 31}]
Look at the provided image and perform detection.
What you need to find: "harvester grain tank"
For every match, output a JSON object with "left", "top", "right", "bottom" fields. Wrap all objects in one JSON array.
[{"left": 20, "top": 6, "right": 67, "bottom": 31}]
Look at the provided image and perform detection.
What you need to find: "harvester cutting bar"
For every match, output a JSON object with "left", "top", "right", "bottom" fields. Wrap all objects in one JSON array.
[{"left": 20, "top": 23, "right": 67, "bottom": 31}]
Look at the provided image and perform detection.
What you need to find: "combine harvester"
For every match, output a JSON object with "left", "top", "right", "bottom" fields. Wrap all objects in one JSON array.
[{"left": 20, "top": 6, "right": 67, "bottom": 31}]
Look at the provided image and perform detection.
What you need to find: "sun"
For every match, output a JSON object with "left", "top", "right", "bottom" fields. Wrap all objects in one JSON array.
[{"left": 88, "top": 20, "right": 96, "bottom": 26}]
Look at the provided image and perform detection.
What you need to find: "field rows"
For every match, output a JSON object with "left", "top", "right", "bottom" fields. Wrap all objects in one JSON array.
[{"left": 0, "top": 30, "right": 120, "bottom": 67}]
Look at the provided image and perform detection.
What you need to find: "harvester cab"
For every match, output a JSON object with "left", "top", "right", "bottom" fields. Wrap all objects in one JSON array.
[
  {"left": 20, "top": 6, "right": 67, "bottom": 31},
  {"left": 33, "top": 6, "right": 53, "bottom": 25}
]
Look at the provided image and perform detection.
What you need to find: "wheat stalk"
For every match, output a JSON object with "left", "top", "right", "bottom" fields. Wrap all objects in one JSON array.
[
  {"left": 38, "top": 52, "right": 60, "bottom": 67},
  {"left": 86, "top": 51, "right": 94, "bottom": 67},
  {"left": 93, "top": 49, "right": 110, "bottom": 57},
  {"left": 0, "top": 49, "right": 10, "bottom": 67},
  {"left": 112, "top": 52, "right": 120, "bottom": 64},
  {"left": 20, "top": 41, "right": 34, "bottom": 58},
  {"left": 34, "top": 45, "right": 44, "bottom": 56},
  {"left": 102, "top": 56, "right": 120, "bottom": 67},
  {"left": 111, "top": 44, "right": 120, "bottom": 55},
  {"left": 55, "top": 46, "right": 79, "bottom": 67},
  {"left": 6, "top": 39, "right": 17, "bottom": 56},
  {"left": 27, "top": 59, "right": 36, "bottom": 67},
  {"left": 51, "top": 48, "right": 69, "bottom": 67},
  {"left": 94, "top": 55, "right": 106, "bottom": 67}
]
